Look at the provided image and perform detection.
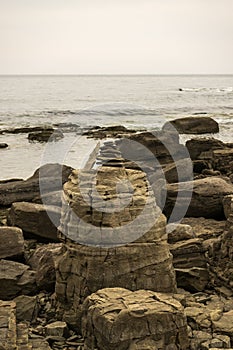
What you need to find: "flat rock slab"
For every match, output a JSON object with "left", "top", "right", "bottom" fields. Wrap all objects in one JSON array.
[
  {"left": 82, "top": 288, "right": 189, "bottom": 350},
  {"left": 8, "top": 202, "right": 60, "bottom": 241},
  {"left": 0, "top": 226, "right": 24, "bottom": 259}
]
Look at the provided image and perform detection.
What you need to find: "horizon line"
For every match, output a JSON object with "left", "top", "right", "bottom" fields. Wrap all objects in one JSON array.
[{"left": 1, "top": 73, "right": 233, "bottom": 77}]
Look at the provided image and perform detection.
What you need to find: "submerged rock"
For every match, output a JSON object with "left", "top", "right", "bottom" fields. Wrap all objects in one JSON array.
[{"left": 0, "top": 142, "right": 8, "bottom": 148}]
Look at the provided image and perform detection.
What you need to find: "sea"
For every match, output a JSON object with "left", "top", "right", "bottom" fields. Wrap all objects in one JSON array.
[{"left": 0, "top": 75, "right": 233, "bottom": 180}]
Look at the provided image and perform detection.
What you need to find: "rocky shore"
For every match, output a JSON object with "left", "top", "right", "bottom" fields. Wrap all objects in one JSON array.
[{"left": 1, "top": 116, "right": 233, "bottom": 349}]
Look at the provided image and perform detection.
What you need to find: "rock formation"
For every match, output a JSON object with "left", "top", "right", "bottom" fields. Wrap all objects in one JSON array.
[{"left": 163, "top": 116, "right": 219, "bottom": 134}]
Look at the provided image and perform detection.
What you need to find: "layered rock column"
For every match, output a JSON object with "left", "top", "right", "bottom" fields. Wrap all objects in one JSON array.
[{"left": 55, "top": 165, "right": 177, "bottom": 328}]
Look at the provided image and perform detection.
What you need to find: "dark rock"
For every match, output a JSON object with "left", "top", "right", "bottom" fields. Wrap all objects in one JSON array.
[
  {"left": 163, "top": 158, "right": 193, "bottom": 183},
  {"left": 0, "top": 259, "right": 37, "bottom": 300},
  {"left": 164, "top": 176, "right": 233, "bottom": 220},
  {"left": 0, "top": 226, "right": 24, "bottom": 259},
  {"left": 14, "top": 295, "right": 39, "bottom": 322},
  {"left": 163, "top": 117, "right": 219, "bottom": 134},
  {"left": 83, "top": 125, "right": 138, "bottom": 139},
  {"left": 186, "top": 138, "right": 225, "bottom": 160},
  {"left": 0, "top": 126, "right": 53, "bottom": 134},
  {"left": 0, "top": 143, "right": 8, "bottom": 148},
  {"left": 8, "top": 202, "right": 60, "bottom": 242},
  {"left": 28, "top": 129, "right": 64, "bottom": 142}
]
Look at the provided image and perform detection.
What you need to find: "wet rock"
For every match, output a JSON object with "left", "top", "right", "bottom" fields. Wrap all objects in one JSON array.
[
  {"left": 28, "top": 243, "right": 63, "bottom": 291},
  {"left": 163, "top": 116, "right": 219, "bottom": 134},
  {"left": 8, "top": 202, "right": 60, "bottom": 241},
  {"left": 0, "top": 226, "right": 24, "bottom": 259},
  {"left": 0, "top": 163, "right": 73, "bottom": 206},
  {"left": 0, "top": 143, "right": 8, "bottom": 148},
  {"left": 186, "top": 138, "right": 225, "bottom": 160},
  {"left": 0, "top": 260, "right": 37, "bottom": 300},
  {"left": 83, "top": 125, "right": 137, "bottom": 139},
  {"left": 14, "top": 295, "right": 38, "bottom": 322},
  {"left": 164, "top": 176, "right": 233, "bottom": 220},
  {"left": 82, "top": 288, "right": 189, "bottom": 350},
  {"left": 28, "top": 128, "right": 64, "bottom": 142}
]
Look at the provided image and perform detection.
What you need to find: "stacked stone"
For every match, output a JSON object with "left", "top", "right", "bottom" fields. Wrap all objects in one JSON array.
[{"left": 56, "top": 164, "right": 177, "bottom": 329}]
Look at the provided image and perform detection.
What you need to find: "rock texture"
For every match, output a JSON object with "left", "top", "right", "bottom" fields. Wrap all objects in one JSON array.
[
  {"left": 8, "top": 202, "right": 60, "bottom": 241},
  {"left": 0, "top": 260, "right": 36, "bottom": 300},
  {"left": 82, "top": 288, "right": 189, "bottom": 350},
  {"left": 164, "top": 176, "right": 233, "bottom": 220},
  {"left": 0, "top": 300, "right": 17, "bottom": 350},
  {"left": 0, "top": 163, "right": 73, "bottom": 206},
  {"left": 55, "top": 166, "right": 176, "bottom": 328},
  {"left": 163, "top": 116, "right": 219, "bottom": 134},
  {"left": 28, "top": 128, "right": 64, "bottom": 142},
  {"left": 0, "top": 226, "right": 24, "bottom": 259}
]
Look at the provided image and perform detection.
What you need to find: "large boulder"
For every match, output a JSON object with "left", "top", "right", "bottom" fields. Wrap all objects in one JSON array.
[
  {"left": 164, "top": 177, "right": 233, "bottom": 220},
  {"left": 82, "top": 288, "right": 189, "bottom": 350},
  {"left": 8, "top": 202, "right": 60, "bottom": 241},
  {"left": 163, "top": 116, "right": 219, "bottom": 134},
  {"left": 0, "top": 163, "right": 73, "bottom": 206},
  {"left": 0, "top": 226, "right": 24, "bottom": 259},
  {"left": 0, "top": 260, "right": 36, "bottom": 300}
]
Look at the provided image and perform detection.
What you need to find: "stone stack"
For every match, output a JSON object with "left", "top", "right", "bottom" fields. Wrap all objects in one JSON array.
[{"left": 55, "top": 165, "right": 177, "bottom": 329}]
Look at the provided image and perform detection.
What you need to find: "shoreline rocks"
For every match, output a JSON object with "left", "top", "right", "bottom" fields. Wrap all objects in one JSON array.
[{"left": 163, "top": 116, "right": 219, "bottom": 134}]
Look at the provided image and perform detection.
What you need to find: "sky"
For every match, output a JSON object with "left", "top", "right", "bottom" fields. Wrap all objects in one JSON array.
[{"left": 0, "top": 0, "right": 233, "bottom": 74}]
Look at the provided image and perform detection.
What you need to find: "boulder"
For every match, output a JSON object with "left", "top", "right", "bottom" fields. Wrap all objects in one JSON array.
[
  {"left": 0, "top": 260, "right": 36, "bottom": 300},
  {"left": 8, "top": 202, "right": 60, "bottom": 241},
  {"left": 163, "top": 117, "right": 219, "bottom": 134},
  {"left": 0, "top": 163, "right": 73, "bottom": 206},
  {"left": 45, "top": 321, "right": 68, "bottom": 337},
  {"left": 186, "top": 138, "right": 225, "bottom": 160},
  {"left": 164, "top": 177, "right": 233, "bottom": 220},
  {"left": 0, "top": 226, "right": 24, "bottom": 259},
  {"left": 82, "top": 288, "right": 189, "bottom": 350},
  {"left": 28, "top": 243, "right": 63, "bottom": 290}
]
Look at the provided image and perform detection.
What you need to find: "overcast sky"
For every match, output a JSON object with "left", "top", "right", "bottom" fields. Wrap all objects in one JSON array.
[{"left": 1, "top": 0, "right": 233, "bottom": 74}]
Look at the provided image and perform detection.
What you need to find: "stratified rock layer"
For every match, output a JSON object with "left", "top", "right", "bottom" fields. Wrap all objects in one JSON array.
[
  {"left": 55, "top": 166, "right": 176, "bottom": 328},
  {"left": 82, "top": 288, "right": 189, "bottom": 350}
]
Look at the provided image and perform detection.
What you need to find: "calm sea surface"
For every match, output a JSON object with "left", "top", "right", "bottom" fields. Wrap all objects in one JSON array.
[{"left": 0, "top": 75, "right": 233, "bottom": 180}]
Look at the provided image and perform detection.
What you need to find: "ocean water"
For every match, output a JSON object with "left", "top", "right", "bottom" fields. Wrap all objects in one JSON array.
[{"left": 0, "top": 75, "right": 233, "bottom": 180}]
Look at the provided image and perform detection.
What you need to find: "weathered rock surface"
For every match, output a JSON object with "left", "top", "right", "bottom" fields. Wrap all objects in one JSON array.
[
  {"left": 0, "top": 260, "right": 36, "bottom": 300},
  {"left": 0, "top": 300, "right": 17, "bottom": 349},
  {"left": 167, "top": 223, "right": 194, "bottom": 243},
  {"left": 28, "top": 243, "right": 63, "bottom": 290},
  {"left": 186, "top": 138, "right": 225, "bottom": 160},
  {"left": 0, "top": 226, "right": 24, "bottom": 259},
  {"left": 14, "top": 295, "right": 38, "bottom": 322},
  {"left": 0, "top": 163, "right": 73, "bottom": 206},
  {"left": 8, "top": 202, "right": 60, "bottom": 241},
  {"left": 164, "top": 176, "right": 233, "bottom": 220},
  {"left": 163, "top": 116, "right": 219, "bottom": 134},
  {"left": 223, "top": 194, "right": 233, "bottom": 219},
  {"left": 56, "top": 166, "right": 176, "bottom": 328},
  {"left": 163, "top": 158, "right": 193, "bottom": 183},
  {"left": 82, "top": 288, "right": 189, "bottom": 350},
  {"left": 83, "top": 125, "right": 138, "bottom": 139}
]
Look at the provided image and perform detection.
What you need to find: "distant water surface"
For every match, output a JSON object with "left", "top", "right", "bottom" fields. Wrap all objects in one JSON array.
[{"left": 0, "top": 75, "right": 233, "bottom": 179}]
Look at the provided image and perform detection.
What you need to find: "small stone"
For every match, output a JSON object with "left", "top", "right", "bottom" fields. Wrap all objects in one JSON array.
[{"left": 45, "top": 321, "right": 68, "bottom": 338}]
